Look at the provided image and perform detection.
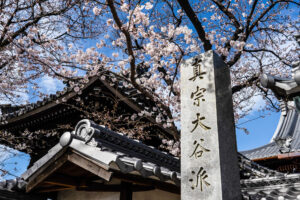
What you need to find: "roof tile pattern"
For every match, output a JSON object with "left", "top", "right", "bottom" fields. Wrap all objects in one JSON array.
[
  {"left": 241, "top": 174, "right": 300, "bottom": 200},
  {"left": 0, "top": 73, "right": 161, "bottom": 125},
  {"left": 22, "top": 119, "right": 181, "bottom": 186}
]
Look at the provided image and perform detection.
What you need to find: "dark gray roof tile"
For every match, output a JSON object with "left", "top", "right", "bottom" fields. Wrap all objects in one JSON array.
[{"left": 0, "top": 178, "right": 26, "bottom": 192}]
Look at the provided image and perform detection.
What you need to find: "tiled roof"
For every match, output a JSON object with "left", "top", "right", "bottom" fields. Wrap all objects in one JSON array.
[
  {"left": 241, "top": 173, "right": 300, "bottom": 200},
  {"left": 22, "top": 119, "right": 281, "bottom": 188},
  {"left": 0, "top": 72, "right": 175, "bottom": 139},
  {"left": 0, "top": 178, "right": 26, "bottom": 192},
  {"left": 3, "top": 119, "right": 300, "bottom": 199},
  {"left": 241, "top": 105, "right": 300, "bottom": 160},
  {"left": 241, "top": 143, "right": 280, "bottom": 160},
  {"left": 0, "top": 78, "right": 83, "bottom": 124},
  {"left": 0, "top": 73, "right": 159, "bottom": 125},
  {"left": 0, "top": 178, "right": 48, "bottom": 200},
  {"left": 22, "top": 119, "right": 180, "bottom": 186},
  {"left": 238, "top": 154, "right": 282, "bottom": 179}
]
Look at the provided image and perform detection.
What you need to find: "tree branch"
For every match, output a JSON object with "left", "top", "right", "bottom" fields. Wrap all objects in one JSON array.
[
  {"left": 232, "top": 74, "right": 259, "bottom": 94},
  {"left": 107, "top": 0, "right": 179, "bottom": 139},
  {"left": 244, "top": 48, "right": 293, "bottom": 67},
  {"left": 176, "top": 0, "right": 212, "bottom": 51}
]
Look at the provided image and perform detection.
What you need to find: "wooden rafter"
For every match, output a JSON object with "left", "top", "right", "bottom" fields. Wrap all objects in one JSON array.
[
  {"left": 26, "top": 154, "right": 69, "bottom": 192},
  {"left": 67, "top": 152, "right": 112, "bottom": 181}
]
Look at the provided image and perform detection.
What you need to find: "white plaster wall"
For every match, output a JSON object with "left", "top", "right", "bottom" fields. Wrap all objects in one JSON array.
[
  {"left": 58, "top": 189, "right": 119, "bottom": 200},
  {"left": 133, "top": 189, "right": 180, "bottom": 200}
]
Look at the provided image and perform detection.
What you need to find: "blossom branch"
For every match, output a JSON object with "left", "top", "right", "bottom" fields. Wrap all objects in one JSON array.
[
  {"left": 176, "top": 0, "right": 212, "bottom": 51},
  {"left": 232, "top": 74, "right": 259, "bottom": 94},
  {"left": 107, "top": 0, "right": 179, "bottom": 139}
]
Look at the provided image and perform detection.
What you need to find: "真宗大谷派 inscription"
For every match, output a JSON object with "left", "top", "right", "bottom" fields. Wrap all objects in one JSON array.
[
  {"left": 181, "top": 51, "right": 242, "bottom": 199},
  {"left": 187, "top": 57, "right": 211, "bottom": 192}
]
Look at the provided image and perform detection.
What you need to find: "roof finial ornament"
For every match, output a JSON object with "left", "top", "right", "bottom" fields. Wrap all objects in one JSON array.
[
  {"left": 275, "top": 136, "right": 293, "bottom": 153},
  {"left": 74, "top": 119, "right": 96, "bottom": 143}
]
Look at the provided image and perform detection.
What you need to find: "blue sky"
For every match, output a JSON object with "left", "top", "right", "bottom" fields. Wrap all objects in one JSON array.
[
  {"left": 236, "top": 110, "right": 280, "bottom": 151},
  {"left": 0, "top": 146, "right": 30, "bottom": 180}
]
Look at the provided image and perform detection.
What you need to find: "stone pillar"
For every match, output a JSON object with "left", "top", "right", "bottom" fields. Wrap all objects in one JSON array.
[{"left": 181, "top": 50, "right": 241, "bottom": 200}]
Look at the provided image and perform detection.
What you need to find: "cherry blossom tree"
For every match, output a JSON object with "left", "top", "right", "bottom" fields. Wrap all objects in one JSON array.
[
  {"left": 76, "top": 0, "right": 299, "bottom": 138},
  {"left": 0, "top": 0, "right": 299, "bottom": 157},
  {"left": 0, "top": 0, "right": 104, "bottom": 102}
]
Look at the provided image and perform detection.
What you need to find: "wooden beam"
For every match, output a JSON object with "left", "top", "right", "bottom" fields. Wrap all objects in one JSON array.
[
  {"left": 113, "top": 171, "right": 180, "bottom": 194},
  {"left": 120, "top": 182, "right": 132, "bottom": 200},
  {"left": 253, "top": 155, "right": 278, "bottom": 161},
  {"left": 26, "top": 154, "right": 68, "bottom": 192},
  {"left": 38, "top": 182, "right": 57, "bottom": 188},
  {"left": 77, "top": 184, "right": 121, "bottom": 192},
  {"left": 37, "top": 186, "right": 74, "bottom": 193},
  {"left": 76, "top": 183, "right": 155, "bottom": 192},
  {"left": 67, "top": 152, "right": 112, "bottom": 181},
  {"left": 27, "top": 150, "right": 111, "bottom": 193},
  {"left": 278, "top": 152, "right": 300, "bottom": 159},
  {"left": 43, "top": 181, "right": 75, "bottom": 188},
  {"left": 43, "top": 173, "right": 78, "bottom": 188},
  {"left": 25, "top": 145, "right": 68, "bottom": 183},
  {"left": 71, "top": 150, "right": 110, "bottom": 170}
]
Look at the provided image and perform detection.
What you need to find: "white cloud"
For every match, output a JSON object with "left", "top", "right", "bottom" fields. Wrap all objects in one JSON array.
[
  {"left": 250, "top": 95, "right": 265, "bottom": 112},
  {"left": 235, "top": 90, "right": 269, "bottom": 120},
  {"left": 40, "top": 75, "right": 64, "bottom": 94}
]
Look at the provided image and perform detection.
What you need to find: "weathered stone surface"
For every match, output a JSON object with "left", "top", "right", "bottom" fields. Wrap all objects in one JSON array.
[{"left": 181, "top": 50, "right": 241, "bottom": 200}]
